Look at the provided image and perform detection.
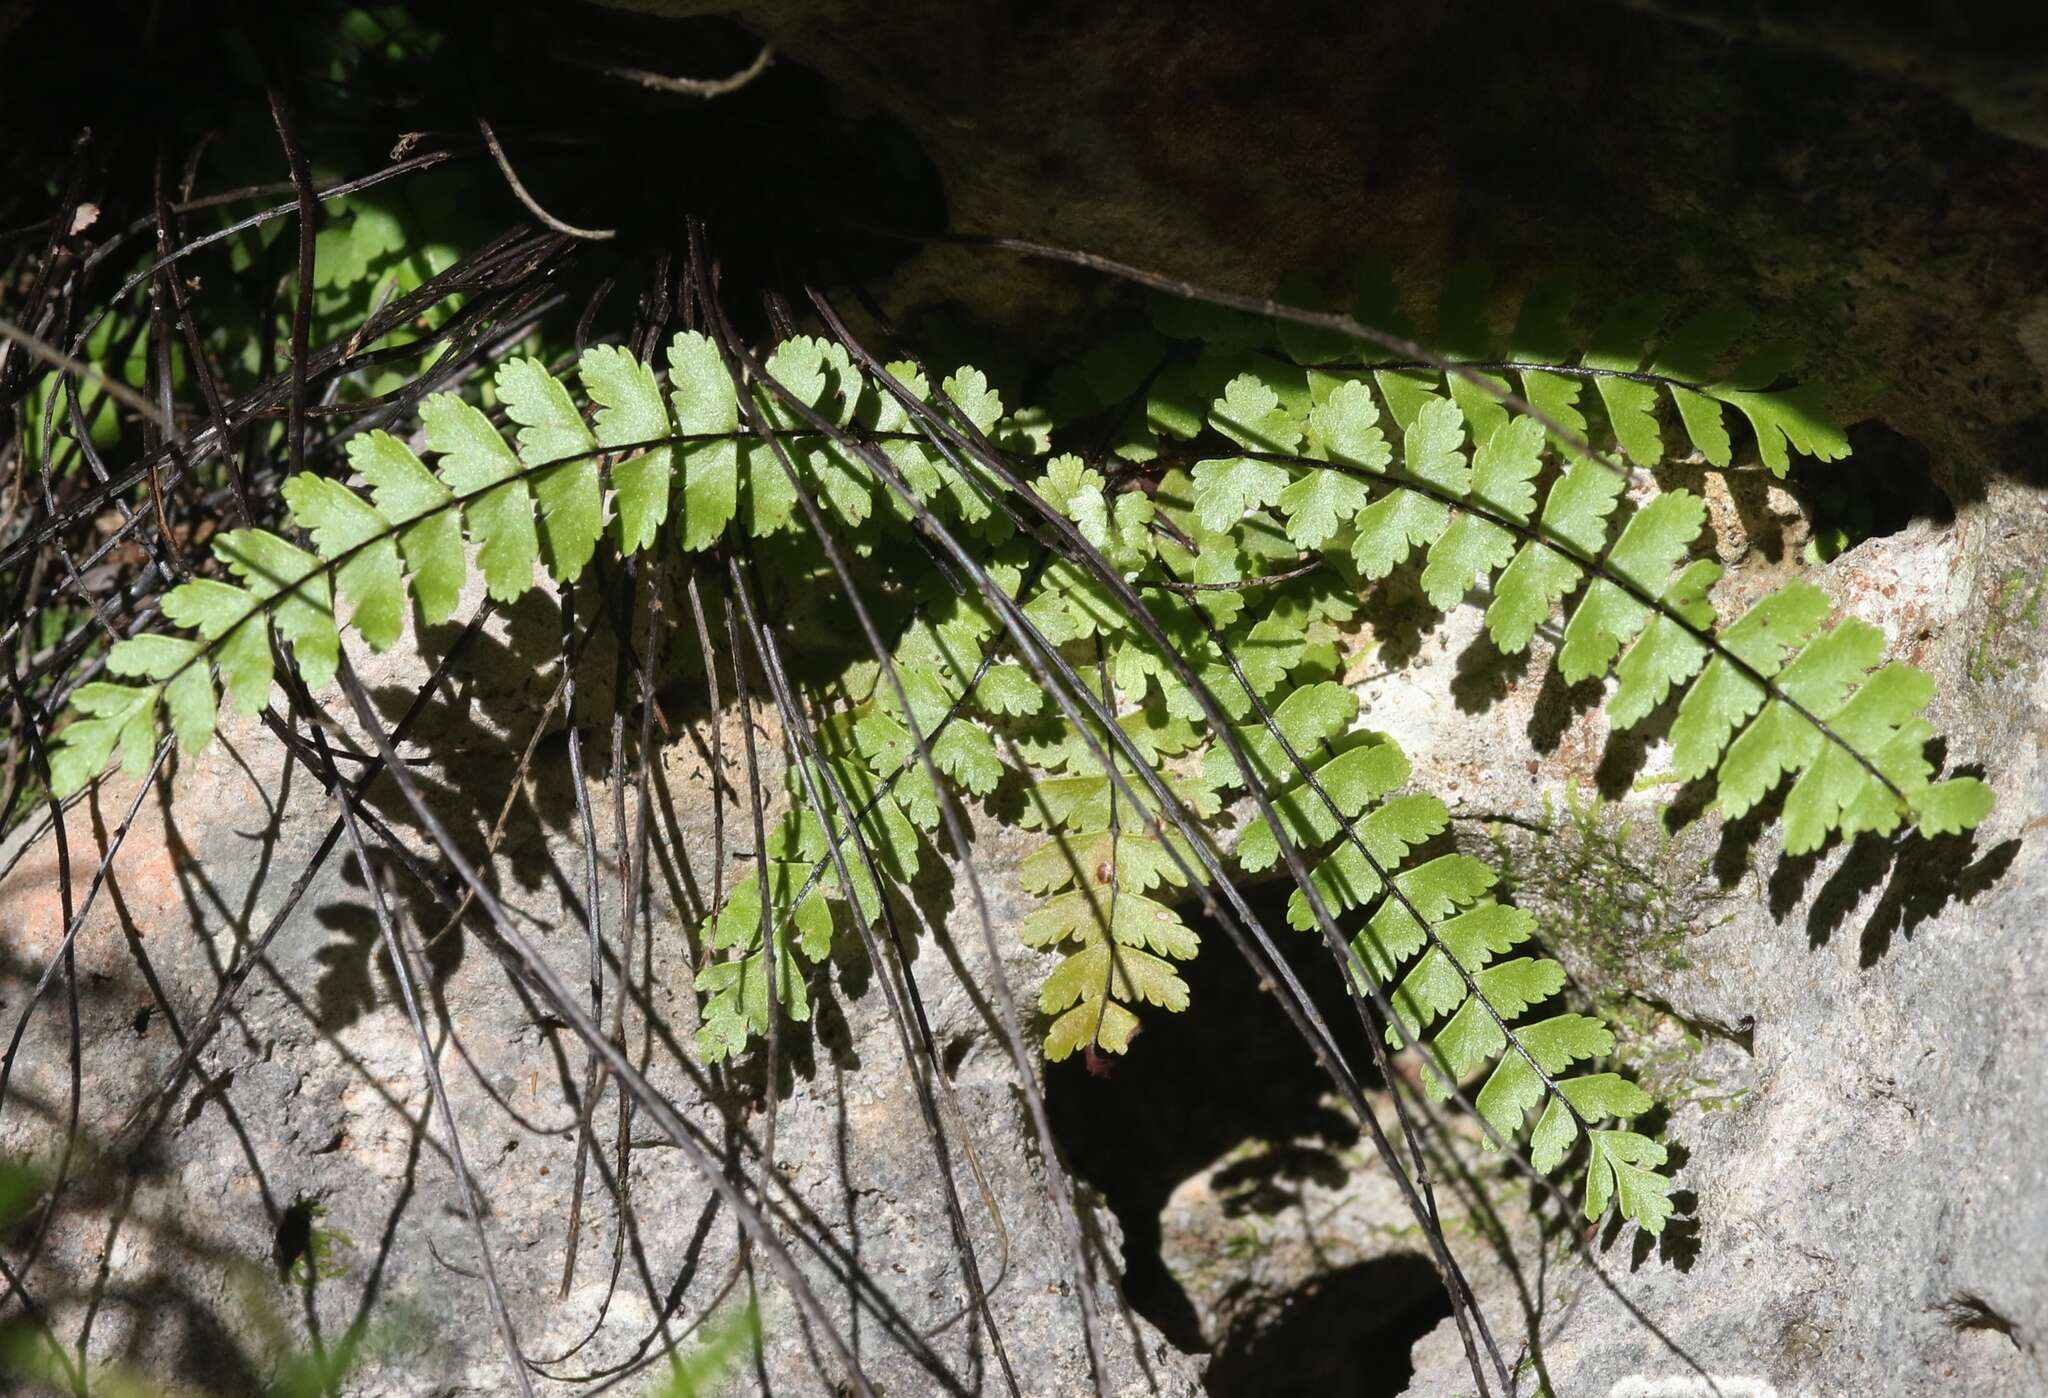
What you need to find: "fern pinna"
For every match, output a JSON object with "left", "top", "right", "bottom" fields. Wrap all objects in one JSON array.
[{"left": 48, "top": 280, "right": 1993, "bottom": 1236}]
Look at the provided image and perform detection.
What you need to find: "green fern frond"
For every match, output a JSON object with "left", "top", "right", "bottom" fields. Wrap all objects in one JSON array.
[
  {"left": 1274, "top": 271, "right": 1851, "bottom": 476},
  {"left": 42, "top": 291, "right": 1993, "bottom": 1237},
  {"left": 1213, "top": 687, "right": 1674, "bottom": 1232},
  {"left": 694, "top": 812, "right": 838, "bottom": 1061},
  {"left": 44, "top": 334, "right": 1005, "bottom": 798},
  {"left": 1012, "top": 663, "right": 1220, "bottom": 1061},
  {"left": 694, "top": 580, "right": 1038, "bottom": 1059},
  {"left": 1194, "top": 382, "right": 1989, "bottom": 854}
]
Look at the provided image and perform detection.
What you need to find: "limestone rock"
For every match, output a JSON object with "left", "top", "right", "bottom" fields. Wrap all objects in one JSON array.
[{"left": 0, "top": 592, "right": 1202, "bottom": 1396}]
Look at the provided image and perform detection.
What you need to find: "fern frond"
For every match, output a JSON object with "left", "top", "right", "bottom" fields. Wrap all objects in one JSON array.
[
  {"left": 1209, "top": 386, "right": 1989, "bottom": 855},
  {"left": 42, "top": 288, "right": 1994, "bottom": 1218},
  {"left": 1014, "top": 681, "right": 1215, "bottom": 1061},
  {"left": 1282, "top": 273, "right": 1851, "bottom": 476},
  {"left": 694, "top": 811, "right": 838, "bottom": 1061},
  {"left": 1214, "top": 689, "right": 1675, "bottom": 1233},
  {"left": 691, "top": 577, "right": 1044, "bottom": 1059},
  {"left": 44, "top": 335, "right": 1003, "bottom": 797}
]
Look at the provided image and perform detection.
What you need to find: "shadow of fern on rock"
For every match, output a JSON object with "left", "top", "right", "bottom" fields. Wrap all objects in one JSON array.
[
  {"left": 1203, "top": 1253, "right": 1448, "bottom": 1398},
  {"left": 1805, "top": 826, "right": 2020, "bottom": 966}
]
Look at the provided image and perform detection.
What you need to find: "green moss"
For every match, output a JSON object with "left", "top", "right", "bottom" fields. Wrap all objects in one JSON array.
[
  {"left": 1486, "top": 785, "right": 1698, "bottom": 988},
  {"left": 1484, "top": 785, "right": 1741, "bottom": 1111},
  {"left": 1969, "top": 566, "right": 2047, "bottom": 684}
]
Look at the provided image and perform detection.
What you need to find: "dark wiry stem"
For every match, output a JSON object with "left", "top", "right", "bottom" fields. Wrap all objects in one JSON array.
[
  {"left": 800, "top": 284, "right": 1510, "bottom": 1394},
  {"left": 328, "top": 645, "right": 878, "bottom": 1395},
  {"left": 694, "top": 241, "right": 1045, "bottom": 1392}
]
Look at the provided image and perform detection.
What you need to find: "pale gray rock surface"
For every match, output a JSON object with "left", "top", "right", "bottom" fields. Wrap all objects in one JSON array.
[
  {"left": 1394, "top": 476, "right": 2048, "bottom": 1396},
  {"left": 1117, "top": 477, "right": 2046, "bottom": 1398},
  {"left": 0, "top": 588, "right": 1202, "bottom": 1396}
]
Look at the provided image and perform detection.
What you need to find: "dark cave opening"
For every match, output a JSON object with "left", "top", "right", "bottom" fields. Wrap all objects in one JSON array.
[
  {"left": 1788, "top": 419, "right": 1955, "bottom": 558},
  {"left": 1043, "top": 883, "right": 1453, "bottom": 1389},
  {"left": 1204, "top": 1254, "right": 1451, "bottom": 1398}
]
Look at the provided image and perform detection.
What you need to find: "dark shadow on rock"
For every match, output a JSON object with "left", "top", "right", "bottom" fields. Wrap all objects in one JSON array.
[
  {"left": 1211, "top": 1139, "right": 1353, "bottom": 1219},
  {"left": 1634, "top": 1189, "right": 1702, "bottom": 1275},
  {"left": 312, "top": 852, "right": 467, "bottom": 1033},
  {"left": 1356, "top": 570, "right": 1437, "bottom": 673},
  {"left": 1045, "top": 883, "right": 1381, "bottom": 1356},
  {"left": 1449, "top": 621, "right": 1532, "bottom": 715},
  {"left": 1202, "top": 1253, "right": 1448, "bottom": 1398},
  {"left": 809, "top": 980, "right": 863, "bottom": 1077},
  {"left": 1857, "top": 831, "right": 2018, "bottom": 967},
  {"left": 1770, "top": 844, "right": 1826, "bottom": 924},
  {"left": 312, "top": 901, "right": 384, "bottom": 1033},
  {"left": 1786, "top": 421, "right": 1956, "bottom": 545},
  {"left": 1729, "top": 798, "right": 2018, "bottom": 968},
  {"left": 1526, "top": 657, "right": 1604, "bottom": 757},
  {"left": 1593, "top": 719, "right": 1655, "bottom": 800},
  {"left": 1710, "top": 787, "right": 1787, "bottom": 891},
  {"left": 1797, "top": 827, "right": 2020, "bottom": 966},
  {"left": 1660, "top": 776, "right": 1718, "bottom": 841},
  {"left": 161, "top": 1293, "right": 273, "bottom": 1398}
]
